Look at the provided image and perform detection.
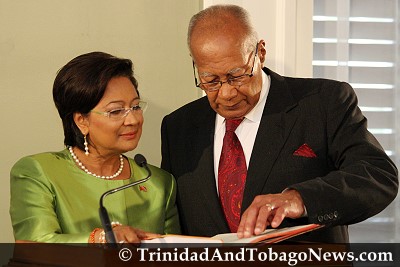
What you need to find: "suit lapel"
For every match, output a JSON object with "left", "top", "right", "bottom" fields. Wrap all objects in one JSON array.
[
  {"left": 190, "top": 99, "right": 230, "bottom": 232},
  {"left": 242, "top": 69, "right": 299, "bottom": 211}
]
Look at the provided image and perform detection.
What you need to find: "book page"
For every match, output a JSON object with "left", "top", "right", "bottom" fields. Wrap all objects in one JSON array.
[
  {"left": 142, "top": 234, "right": 222, "bottom": 244},
  {"left": 141, "top": 224, "right": 322, "bottom": 246},
  {"left": 211, "top": 228, "right": 277, "bottom": 243},
  {"left": 212, "top": 224, "right": 322, "bottom": 243}
]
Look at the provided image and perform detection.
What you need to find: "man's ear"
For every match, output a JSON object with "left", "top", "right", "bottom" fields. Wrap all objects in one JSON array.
[
  {"left": 258, "top": 40, "right": 266, "bottom": 67},
  {"left": 73, "top": 112, "right": 89, "bottom": 135}
]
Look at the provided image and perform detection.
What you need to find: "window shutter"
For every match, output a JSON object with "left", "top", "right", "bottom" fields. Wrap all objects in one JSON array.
[{"left": 313, "top": 0, "right": 399, "bottom": 242}]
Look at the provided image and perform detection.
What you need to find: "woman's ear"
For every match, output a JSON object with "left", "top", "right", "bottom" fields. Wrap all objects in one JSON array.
[{"left": 73, "top": 112, "right": 89, "bottom": 135}]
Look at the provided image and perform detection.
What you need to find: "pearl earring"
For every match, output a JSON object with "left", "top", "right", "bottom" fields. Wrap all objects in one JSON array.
[{"left": 84, "top": 134, "right": 89, "bottom": 156}]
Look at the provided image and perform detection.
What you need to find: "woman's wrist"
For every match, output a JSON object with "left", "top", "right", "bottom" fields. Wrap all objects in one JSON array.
[
  {"left": 88, "top": 228, "right": 102, "bottom": 243},
  {"left": 112, "top": 221, "right": 122, "bottom": 229},
  {"left": 88, "top": 221, "right": 122, "bottom": 243},
  {"left": 98, "top": 229, "right": 106, "bottom": 243}
]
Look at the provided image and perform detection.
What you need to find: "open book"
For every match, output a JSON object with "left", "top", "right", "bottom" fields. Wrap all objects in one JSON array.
[{"left": 142, "top": 223, "right": 322, "bottom": 246}]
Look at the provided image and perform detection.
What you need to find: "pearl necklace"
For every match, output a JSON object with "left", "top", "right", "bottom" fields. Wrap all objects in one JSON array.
[{"left": 68, "top": 146, "right": 124, "bottom": 179}]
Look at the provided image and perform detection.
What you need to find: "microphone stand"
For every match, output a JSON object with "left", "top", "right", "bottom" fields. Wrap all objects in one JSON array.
[{"left": 99, "top": 154, "right": 152, "bottom": 246}]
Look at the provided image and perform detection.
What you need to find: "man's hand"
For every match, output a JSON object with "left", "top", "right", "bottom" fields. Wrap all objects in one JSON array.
[{"left": 237, "top": 189, "right": 305, "bottom": 238}]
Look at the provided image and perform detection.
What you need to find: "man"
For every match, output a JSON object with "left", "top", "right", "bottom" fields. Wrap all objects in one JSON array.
[{"left": 161, "top": 4, "right": 398, "bottom": 243}]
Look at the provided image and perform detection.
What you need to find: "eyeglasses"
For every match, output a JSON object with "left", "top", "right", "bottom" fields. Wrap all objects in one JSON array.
[
  {"left": 192, "top": 43, "right": 258, "bottom": 92},
  {"left": 91, "top": 101, "right": 148, "bottom": 120}
]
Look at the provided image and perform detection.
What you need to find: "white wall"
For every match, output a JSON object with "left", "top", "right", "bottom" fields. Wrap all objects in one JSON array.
[
  {"left": 0, "top": 0, "right": 201, "bottom": 243},
  {"left": 204, "top": 0, "right": 313, "bottom": 77}
]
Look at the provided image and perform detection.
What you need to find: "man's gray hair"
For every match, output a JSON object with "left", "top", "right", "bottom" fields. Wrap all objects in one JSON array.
[{"left": 187, "top": 4, "right": 258, "bottom": 53}]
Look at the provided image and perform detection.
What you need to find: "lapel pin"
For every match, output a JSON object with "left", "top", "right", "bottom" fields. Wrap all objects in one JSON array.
[{"left": 139, "top": 185, "right": 147, "bottom": 192}]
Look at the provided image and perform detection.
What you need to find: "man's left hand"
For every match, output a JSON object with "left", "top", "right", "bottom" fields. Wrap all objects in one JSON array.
[{"left": 237, "top": 189, "right": 305, "bottom": 238}]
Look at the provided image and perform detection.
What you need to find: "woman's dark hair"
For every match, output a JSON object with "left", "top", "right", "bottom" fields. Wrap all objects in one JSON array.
[{"left": 53, "top": 51, "right": 139, "bottom": 151}]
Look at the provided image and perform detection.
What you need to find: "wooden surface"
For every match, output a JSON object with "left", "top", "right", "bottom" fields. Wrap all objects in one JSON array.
[{"left": 3, "top": 242, "right": 353, "bottom": 267}]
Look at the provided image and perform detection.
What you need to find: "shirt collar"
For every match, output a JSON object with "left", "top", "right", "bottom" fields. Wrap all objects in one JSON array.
[{"left": 216, "top": 70, "right": 270, "bottom": 130}]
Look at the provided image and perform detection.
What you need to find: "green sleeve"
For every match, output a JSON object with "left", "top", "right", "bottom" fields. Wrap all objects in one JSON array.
[
  {"left": 10, "top": 156, "right": 90, "bottom": 243},
  {"left": 163, "top": 172, "right": 181, "bottom": 234}
]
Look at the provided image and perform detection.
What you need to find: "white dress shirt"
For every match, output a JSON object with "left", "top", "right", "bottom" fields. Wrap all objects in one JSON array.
[{"left": 214, "top": 72, "right": 271, "bottom": 191}]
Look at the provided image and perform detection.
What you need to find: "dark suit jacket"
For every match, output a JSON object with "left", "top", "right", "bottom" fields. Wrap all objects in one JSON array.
[{"left": 161, "top": 68, "right": 398, "bottom": 243}]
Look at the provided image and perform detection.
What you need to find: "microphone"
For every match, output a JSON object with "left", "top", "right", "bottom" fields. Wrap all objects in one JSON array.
[{"left": 99, "top": 154, "right": 152, "bottom": 245}]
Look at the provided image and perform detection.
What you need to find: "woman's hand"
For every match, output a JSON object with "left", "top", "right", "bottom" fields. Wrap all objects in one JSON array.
[{"left": 112, "top": 225, "right": 161, "bottom": 244}]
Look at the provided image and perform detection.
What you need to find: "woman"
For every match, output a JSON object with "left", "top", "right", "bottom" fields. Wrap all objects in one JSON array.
[{"left": 10, "top": 52, "right": 180, "bottom": 243}]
